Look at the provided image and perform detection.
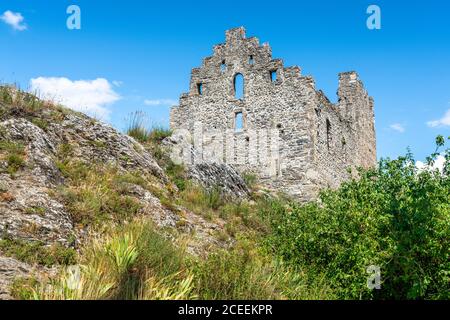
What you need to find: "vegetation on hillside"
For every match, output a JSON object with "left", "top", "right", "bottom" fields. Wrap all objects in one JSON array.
[
  {"left": 264, "top": 137, "right": 449, "bottom": 299},
  {"left": 1, "top": 87, "right": 448, "bottom": 300},
  {"left": 11, "top": 135, "right": 448, "bottom": 300}
]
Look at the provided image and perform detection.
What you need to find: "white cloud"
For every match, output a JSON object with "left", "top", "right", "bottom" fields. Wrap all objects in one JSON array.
[
  {"left": 144, "top": 99, "right": 178, "bottom": 107},
  {"left": 427, "top": 109, "right": 450, "bottom": 127},
  {"left": 112, "top": 80, "right": 123, "bottom": 87},
  {"left": 30, "top": 77, "right": 121, "bottom": 120},
  {"left": 389, "top": 123, "right": 405, "bottom": 133},
  {"left": 1, "top": 10, "right": 27, "bottom": 31},
  {"left": 416, "top": 155, "right": 446, "bottom": 173}
]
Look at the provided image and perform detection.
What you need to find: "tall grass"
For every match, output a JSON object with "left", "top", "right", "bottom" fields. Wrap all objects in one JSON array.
[
  {"left": 15, "top": 216, "right": 334, "bottom": 300},
  {"left": 55, "top": 161, "right": 143, "bottom": 226},
  {"left": 191, "top": 239, "right": 334, "bottom": 300},
  {"left": 125, "top": 111, "right": 172, "bottom": 143},
  {"left": 27, "top": 220, "right": 195, "bottom": 300},
  {"left": 126, "top": 111, "right": 150, "bottom": 143},
  {"left": 0, "top": 141, "right": 26, "bottom": 175}
]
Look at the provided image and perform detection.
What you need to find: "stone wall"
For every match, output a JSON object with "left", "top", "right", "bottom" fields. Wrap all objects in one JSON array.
[{"left": 170, "top": 27, "right": 376, "bottom": 201}]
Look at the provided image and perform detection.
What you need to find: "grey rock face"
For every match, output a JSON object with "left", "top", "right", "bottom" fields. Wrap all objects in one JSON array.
[
  {"left": 0, "top": 101, "right": 229, "bottom": 298},
  {"left": 0, "top": 255, "right": 55, "bottom": 300},
  {"left": 46, "top": 113, "right": 166, "bottom": 180},
  {"left": 0, "top": 256, "right": 34, "bottom": 300},
  {"left": 163, "top": 133, "right": 250, "bottom": 198},
  {"left": 170, "top": 27, "right": 377, "bottom": 201},
  {"left": 188, "top": 163, "right": 249, "bottom": 199}
]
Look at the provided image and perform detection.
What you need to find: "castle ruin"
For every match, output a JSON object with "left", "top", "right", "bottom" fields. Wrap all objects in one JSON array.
[{"left": 170, "top": 27, "right": 376, "bottom": 201}]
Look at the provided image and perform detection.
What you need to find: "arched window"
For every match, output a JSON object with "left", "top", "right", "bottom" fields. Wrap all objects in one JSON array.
[
  {"left": 197, "top": 83, "right": 203, "bottom": 95},
  {"left": 220, "top": 60, "right": 226, "bottom": 73},
  {"left": 270, "top": 70, "right": 277, "bottom": 82},
  {"left": 234, "top": 73, "right": 244, "bottom": 100},
  {"left": 235, "top": 112, "right": 244, "bottom": 132}
]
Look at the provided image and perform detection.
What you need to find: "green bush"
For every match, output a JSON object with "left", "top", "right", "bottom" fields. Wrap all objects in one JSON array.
[{"left": 264, "top": 137, "right": 450, "bottom": 299}]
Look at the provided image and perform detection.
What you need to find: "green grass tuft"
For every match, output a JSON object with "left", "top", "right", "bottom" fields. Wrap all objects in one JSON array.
[{"left": 0, "top": 238, "right": 76, "bottom": 267}]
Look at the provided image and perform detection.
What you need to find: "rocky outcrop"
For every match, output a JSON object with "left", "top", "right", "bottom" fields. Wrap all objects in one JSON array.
[
  {"left": 188, "top": 163, "right": 249, "bottom": 199},
  {"left": 0, "top": 255, "right": 54, "bottom": 300},
  {"left": 163, "top": 131, "right": 250, "bottom": 198},
  {"left": 0, "top": 93, "right": 231, "bottom": 299},
  {"left": 0, "top": 256, "right": 35, "bottom": 300}
]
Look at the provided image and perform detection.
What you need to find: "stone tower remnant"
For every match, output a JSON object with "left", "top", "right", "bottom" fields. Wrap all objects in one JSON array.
[{"left": 170, "top": 27, "right": 376, "bottom": 201}]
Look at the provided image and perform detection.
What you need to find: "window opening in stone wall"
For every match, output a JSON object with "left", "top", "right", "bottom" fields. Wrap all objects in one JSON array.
[
  {"left": 234, "top": 73, "right": 244, "bottom": 100},
  {"left": 221, "top": 60, "right": 226, "bottom": 73},
  {"left": 249, "top": 55, "right": 254, "bottom": 65},
  {"left": 197, "top": 83, "right": 203, "bottom": 95},
  {"left": 326, "top": 119, "right": 332, "bottom": 151},
  {"left": 270, "top": 70, "right": 277, "bottom": 82},
  {"left": 235, "top": 112, "right": 244, "bottom": 132}
]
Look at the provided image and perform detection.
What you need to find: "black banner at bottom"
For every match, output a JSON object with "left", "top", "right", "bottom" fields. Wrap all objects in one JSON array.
[{"left": 0, "top": 300, "right": 446, "bottom": 318}]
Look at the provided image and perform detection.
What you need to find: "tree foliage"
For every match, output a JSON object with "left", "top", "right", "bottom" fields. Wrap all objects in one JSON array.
[{"left": 265, "top": 136, "right": 450, "bottom": 299}]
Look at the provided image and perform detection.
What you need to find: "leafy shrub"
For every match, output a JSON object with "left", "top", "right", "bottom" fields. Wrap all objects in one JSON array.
[{"left": 264, "top": 137, "right": 450, "bottom": 299}]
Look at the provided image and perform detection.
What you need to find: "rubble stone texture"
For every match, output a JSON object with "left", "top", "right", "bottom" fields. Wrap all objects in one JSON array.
[{"left": 171, "top": 27, "right": 377, "bottom": 201}]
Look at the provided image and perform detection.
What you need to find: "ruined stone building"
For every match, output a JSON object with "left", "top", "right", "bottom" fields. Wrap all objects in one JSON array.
[{"left": 170, "top": 27, "right": 376, "bottom": 201}]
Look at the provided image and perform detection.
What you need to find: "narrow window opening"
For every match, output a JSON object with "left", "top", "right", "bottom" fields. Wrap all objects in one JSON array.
[
  {"left": 249, "top": 55, "right": 254, "bottom": 65},
  {"left": 235, "top": 112, "right": 244, "bottom": 132},
  {"left": 197, "top": 83, "right": 203, "bottom": 95},
  {"left": 220, "top": 60, "right": 226, "bottom": 73},
  {"left": 326, "top": 119, "right": 332, "bottom": 151},
  {"left": 234, "top": 73, "right": 244, "bottom": 100},
  {"left": 270, "top": 70, "right": 277, "bottom": 82}
]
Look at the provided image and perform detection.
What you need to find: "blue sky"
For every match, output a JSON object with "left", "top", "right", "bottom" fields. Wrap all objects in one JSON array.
[{"left": 1, "top": 0, "right": 449, "bottom": 162}]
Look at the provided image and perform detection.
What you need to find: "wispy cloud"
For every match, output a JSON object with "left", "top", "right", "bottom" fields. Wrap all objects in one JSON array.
[
  {"left": 144, "top": 99, "right": 177, "bottom": 107},
  {"left": 427, "top": 109, "right": 450, "bottom": 127},
  {"left": 30, "top": 77, "right": 121, "bottom": 120},
  {"left": 416, "top": 155, "right": 446, "bottom": 173},
  {"left": 1, "top": 10, "right": 27, "bottom": 31},
  {"left": 389, "top": 123, "right": 405, "bottom": 133}
]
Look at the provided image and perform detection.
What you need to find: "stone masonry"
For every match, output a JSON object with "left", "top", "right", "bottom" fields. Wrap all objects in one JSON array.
[{"left": 170, "top": 27, "right": 376, "bottom": 201}]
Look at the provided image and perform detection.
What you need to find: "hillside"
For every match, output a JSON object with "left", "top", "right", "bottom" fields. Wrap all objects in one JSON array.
[
  {"left": 0, "top": 86, "right": 448, "bottom": 300},
  {"left": 0, "top": 86, "right": 252, "bottom": 299}
]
